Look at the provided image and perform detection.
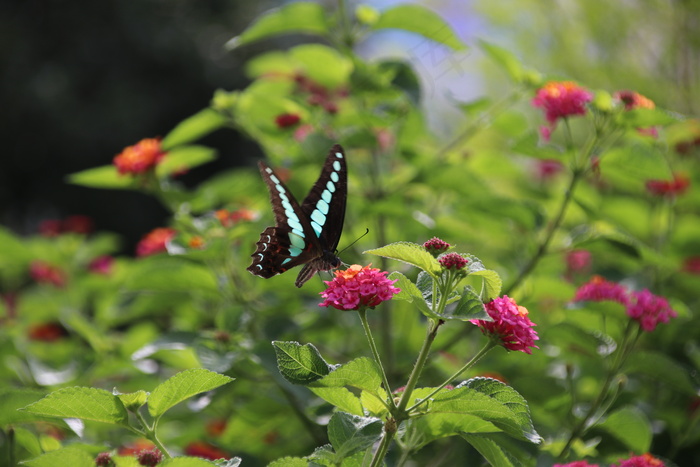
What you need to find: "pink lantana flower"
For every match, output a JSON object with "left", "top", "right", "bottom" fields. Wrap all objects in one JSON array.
[
  {"left": 554, "top": 461, "right": 600, "bottom": 467},
  {"left": 136, "top": 227, "right": 176, "bottom": 257},
  {"left": 438, "top": 252, "right": 469, "bottom": 270},
  {"left": 532, "top": 81, "right": 593, "bottom": 140},
  {"left": 627, "top": 289, "right": 677, "bottom": 332},
  {"left": 423, "top": 237, "right": 450, "bottom": 256},
  {"left": 572, "top": 275, "right": 631, "bottom": 307},
  {"left": 615, "top": 453, "right": 666, "bottom": 467},
  {"left": 471, "top": 296, "right": 539, "bottom": 354},
  {"left": 319, "top": 264, "right": 400, "bottom": 311}
]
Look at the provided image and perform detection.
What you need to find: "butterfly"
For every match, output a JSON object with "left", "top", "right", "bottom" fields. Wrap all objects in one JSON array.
[{"left": 247, "top": 144, "right": 347, "bottom": 287}]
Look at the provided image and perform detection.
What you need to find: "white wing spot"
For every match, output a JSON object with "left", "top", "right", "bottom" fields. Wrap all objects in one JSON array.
[
  {"left": 335, "top": 152, "right": 343, "bottom": 159},
  {"left": 330, "top": 172, "right": 339, "bottom": 183},
  {"left": 333, "top": 160, "right": 341, "bottom": 171}
]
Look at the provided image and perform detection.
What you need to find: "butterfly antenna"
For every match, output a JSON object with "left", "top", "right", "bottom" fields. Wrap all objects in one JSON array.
[{"left": 337, "top": 228, "right": 370, "bottom": 256}]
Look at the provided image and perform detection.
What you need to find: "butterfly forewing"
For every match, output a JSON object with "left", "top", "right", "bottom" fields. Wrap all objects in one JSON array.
[{"left": 247, "top": 145, "right": 347, "bottom": 287}]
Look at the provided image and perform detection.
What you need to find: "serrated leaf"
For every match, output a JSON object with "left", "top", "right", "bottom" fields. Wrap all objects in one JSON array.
[
  {"left": 372, "top": 4, "right": 467, "bottom": 51},
  {"left": 440, "top": 286, "right": 487, "bottom": 321},
  {"left": 67, "top": 165, "right": 135, "bottom": 189},
  {"left": 313, "top": 357, "right": 383, "bottom": 395},
  {"left": 309, "top": 387, "right": 364, "bottom": 416},
  {"left": 117, "top": 390, "right": 149, "bottom": 411},
  {"left": 148, "top": 369, "right": 233, "bottom": 418},
  {"left": 161, "top": 109, "right": 227, "bottom": 149},
  {"left": 273, "top": 341, "right": 332, "bottom": 385},
  {"left": 388, "top": 271, "right": 438, "bottom": 319},
  {"left": 597, "top": 406, "right": 651, "bottom": 453},
  {"left": 458, "top": 378, "right": 541, "bottom": 444},
  {"left": 0, "top": 388, "right": 48, "bottom": 426},
  {"left": 461, "top": 433, "right": 520, "bottom": 467},
  {"left": 22, "top": 447, "right": 95, "bottom": 467},
  {"left": 21, "top": 387, "right": 129, "bottom": 426},
  {"left": 269, "top": 457, "right": 308, "bottom": 467},
  {"left": 470, "top": 270, "right": 502, "bottom": 301},
  {"left": 159, "top": 457, "right": 230, "bottom": 466},
  {"left": 156, "top": 146, "right": 217, "bottom": 177},
  {"left": 328, "top": 412, "right": 383, "bottom": 459},
  {"left": 228, "top": 2, "right": 329, "bottom": 48},
  {"left": 364, "top": 242, "right": 442, "bottom": 277},
  {"left": 306, "top": 444, "right": 336, "bottom": 465}
]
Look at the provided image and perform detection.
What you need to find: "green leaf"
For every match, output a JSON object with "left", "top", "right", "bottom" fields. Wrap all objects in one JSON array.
[
  {"left": 161, "top": 109, "right": 227, "bottom": 149},
  {"left": 21, "top": 387, "right": 129, "bottom": 426},
  {"left": 228, "top": 2, "right": 329, "bottom": 48},
  {"left": 461, "top": 433, "right": 520, "bottom": 467},
  {"left": 160, "top": 457, "right": 239, "bottom": 466},
  {"left": 67, "top": 165, "right": 135, "bottom": 189},
  {"left": 470, "top": 269, "right": 502, "bottom": 301},
  {"left": 388, "top": 271, "right": 438, "bottom": 319},
  {"left": 312, "top": 357, "right": 384, "bottom": 395},
  {"left": 148, "top": 369, "right": 234, "bottom": 418},
  {"left": 0, "top": 388, "right": 47, "bottom": 426},
  {"left": 440, "top": 286, "right": 487, "bottom": 321},
  {"left": 460, "top": 378, "right": 541, "bottom": 444},
  {"left": 479, "top": 41, "right": 527, "bottom": 83},
  {"left": 625, "top": 351, "right": 696, "bottom": 395},
  {"left": 309, "top": 387, "right": 364, "bottom": 416},
  {"left": 156, "top": 146, "right": 217, "bottom": 177},
  {"left": 364, "top": 242, "right": 442, "bottom": 277},
  {"left": 289, "top": 45, "right": 354, "bottom": 89},
  {"left": 306, "top": 444, "right": 336, "bottom": 465},
  {"left": 599, "top": 145, "right": 671, "bottom": 183},
  {"left": 124, "top": 258, "right": 219, "bottom": 295},
  {"left": 22, "top": 447, "right": 95, "bottom": 467},
  {"left": 372, "top": 4, "right": 467, "bottom": 51},
  {"left": 273, "top": 341, "right": 332, "bottom": 385},
  {"left": 0, "top": 227, "right": 32, "bottom": 267},
  {"left": 269, "top": 458, "right": 308, "bottom": 467},
  {"left": 597, "top": 406, "right": 652, "bottom": 453},
  {"left": 327, "top": 411, "right": 383, "bottom": 459},
  {"left": 616, "top": 107, "right": 679, "bottom": 128},
  {"left": 117, "top": 390, "right": 148, "bottom": 412}
]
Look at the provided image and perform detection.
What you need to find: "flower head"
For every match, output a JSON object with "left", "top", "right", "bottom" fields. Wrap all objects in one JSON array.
[
  {"left": 136, "top": 448, "right": 163, "bottom": 467},
  {"left": 423, "top": 237, "right": 450, "bottom": 256},
  {"left": 215, "top": 208, "right": 258, "bottom": 227},
  {"left": 627, "top": 289, "right": 677, "bottom": 332},
  {"left": 136, "top": 227, "right": 176, "bottom": 257},
  {"left": 532, "top": 81, "right": 593, "bottom": 124},
  {"left": 645, "top": 173, "right": 690, "bottom": 198},
  {"left": 275, "top": 113, "right": 301, "bottom": 129},
  {"left": 319, "top": 264, "right": 400, "bottom": 311},
  {"left": 572, "top": 275, "right": 631, "bottom": 306},
  {"left": 615, "top": 453, "right": 665, "bottom": 467},
  {"left": 614, "top": 90, "right": 655, "bottom": 111},
  {"left": 554, "top": 462, "right": 600, "bottom": 467},
  {"left": 535, "top": 159, "right": 565, "bottom": 181},
  {"left": 95, "top": 452, "right": 113, "bottom": 467},
  {"left": 471, "top": 296, "right": 539, "bottom": 354},
  {"left": 438, "top": 252, "right": 469, "bottom": 270},
  {"left": 113, "top": 138, "right": 166, "bottom": 175},
  {"left": 88, "top": 256, "right": 114, "bottom": 275},
  {"left": 30, "top": 261, "right": 67, "bottom": 287}
]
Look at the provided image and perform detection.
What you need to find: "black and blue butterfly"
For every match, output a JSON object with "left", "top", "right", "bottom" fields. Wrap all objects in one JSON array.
[{"left": 247, "top": 144, "right": 347, "bottom": 287}]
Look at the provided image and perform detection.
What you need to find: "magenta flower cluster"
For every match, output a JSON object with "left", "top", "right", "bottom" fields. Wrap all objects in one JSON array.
[
  {"left": 471, "top": 295, "right": 539, "bottom": 354},
  {"left": 573, "top": 276, "right": 677, "bottom": 332},
  {"left": 438, "top": 252, "right": 469, "bottom": 270},
  {"left": 423, "top": 237, "right": 451, "bottom": 256},
  {"left": 319, "top": 264, "right": 400, "bottom": 311}
]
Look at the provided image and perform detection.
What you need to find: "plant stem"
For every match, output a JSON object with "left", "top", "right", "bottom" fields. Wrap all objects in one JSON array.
[
  {"left": 370, "top": 417, "right": 397, "bottom": 467},
  {"left": 358, "top": 307, "right": 395, "bottom": 408},
  {"left": 396, "top": 319, "right": 441, "bottom": 413},
  {"left": 407, "top": 341, "right": 495, "bottom": 413},
  {"left": 135, "top": 411, "right": 172, "bottom": 459}
]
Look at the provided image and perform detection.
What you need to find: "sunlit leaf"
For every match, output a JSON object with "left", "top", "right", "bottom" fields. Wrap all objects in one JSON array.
[
  {"left": 67, "top": 165, "right": 135, "bottom": 189},
  {"left": 161, "top": 109, "right": 227, "bottom": 149},
  {"left": 327, "top": 411, "right": 382, "bottom": 459},
  {"left": 21, "top": 387, "right": 129, "bottom": 426},
  {"left": 372, "top": 4, "right": 467, "bottom": 51},
  {"left": 365, "top": 242, "right": 442, "bottom": 277},
  {"left": 148, "top": 369, "right": 234, "bottom": 418}
]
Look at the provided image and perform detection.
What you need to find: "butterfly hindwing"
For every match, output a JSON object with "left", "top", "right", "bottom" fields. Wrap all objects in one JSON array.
[{"left": 247, "top": 145, "right": 347, "bottom": 287}]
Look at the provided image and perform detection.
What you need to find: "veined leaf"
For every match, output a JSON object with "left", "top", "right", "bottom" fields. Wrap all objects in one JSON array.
[
  {"left": 22, "top": 447, "right": 95, "bottom": 467},
  {"left": 21, "top": 387, "right": 129, "bottom": 426},
  {"left": 388, "top": 271, "right": 439, "bottom": 319},
  {"left": 365, "top": 242, "right": 442, "bottom": 277},
  {"left": 312, "top": 357, "right": 383, "bottom": 395},
  {"left": 597, "top": 406, "right": 652, "bottom": 453},
  {"left": 470, "top": 269, "right": 502, "bottom": 301},
  {"left": 228, "top": 2, "right": 329, "bottom": 48},
  {"left": 461, "top": 433, "right": 521, "bottom": 467},
  {"left": 269, "top": 458, "right": 308, "bottom": 467},
  {"left": 160, "top": 457, "right": 239, "bottom": 467},
  {"left": 117, "top": 390, "right": 148, "bottom": 412},
  {"left": 372, "top": 4, "right": 467, "bottom": 51},
  {"left": 273, "top": 341, "right": 332, "bottom": 385},
  {"left": 440, "top": 286, "right": 487, "bottom": 321},
  {"left": 328, "top": 411, "right": 383, "bottom": 459},
  {"left": 309, "top": 387, "right": 364, "bottom": 416},
  {"left": 148, "top": 369, "right": 233, "bottom": 418}
]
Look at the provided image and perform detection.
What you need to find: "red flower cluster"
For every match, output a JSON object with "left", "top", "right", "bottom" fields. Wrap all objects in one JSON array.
[
  {"left": 113, "top": 138, "right": 167, "bottom": 175},
  {"left": 645, "top": 173, "right": 690, "bottom": 198},
  {"left": 614, "top": 90, "right": 655, "bottom": 111},
  {"left": 554, "top": 462, "right": 599, "bottom": 467},
  {"left": 615, "top": 453, "right": 666, "bottom": 467},
  {"left": 319, "top": 264, "right": 400, "bottom": 311},
  {"left": 29, "top": 261, "right": 67, "bottom": 287},
  {"left": 565, "top": 249, "right": 592, "bottom": 280},
  {"left": 88, "top": 256, "right": 114, "bottom": 275},
  {"left": 39, "top": 215, "right": 93, "bottom": 237},
  {"left": 95, "top": 452, "right": 112, "bottom": 467},
  {"left": 183, "top": 441, "right": 230, "bottom": 460},
  {"left": 136, "top": 227, "right": 176, "bottom": 257},
  {"left": 294, "top": 74, "right": 346, "bottom": 114},
  {"left": 423, "top": 237, "right": 450, "bottom": 256},
  {"left": 136, "top": 448, "right": 163, "bottom": 467},
  {"left": 275, "top": 113, "right": 301, "bottom": 129},
  {"left": 471, "top": 296, "right": 539, "bottom": 354},
  {"left": 215, "top": 208, "right": 258, "bottom": 227},
  {"left": 573, "top": 276, "right": 677, "bottom": 332},
  {"left": 532, "top": 81, "right": 593, "bottom": 140},
  {"left": 28, "top": 322, "right": 68, "bottom": 342},
  {"left": 438, "top": 252, "right": 469, "bottom": 270}
]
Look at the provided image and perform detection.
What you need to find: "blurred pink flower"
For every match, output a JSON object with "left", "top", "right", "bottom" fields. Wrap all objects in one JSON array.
[
  {"left": 615, "top": 453, "right": 666, "bottom": 467},
  {"left": 627, "top": 289, "right": 677, "bottom": 332},
  {"left": 572, "top": 275, "right": 630, "bottom": 307},
  {"left": 136, "top": 227, "right": 176, "bottom": 257},
  {"left": 532, "top": 81, "right": 593, "bottom": 124}
]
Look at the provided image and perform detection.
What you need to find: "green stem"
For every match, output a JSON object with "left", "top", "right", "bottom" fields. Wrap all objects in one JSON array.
[
  {"left": 407, "top": 341, "right": 495, "bottom": 413},
  {"left": 358, "top": 307, "right": 395, "bottom": 409},
  {"left": 8, "top": 427, "right": 15, "bottom": 467},
  {"left": 135, "top": 411, "right": 172, "bottom": 459},
  {"left": 396, "top": 320, "right": 441, "bottom": 413},
  {"left": 370, "top": 418, "right": 397, "bottom": 467}
]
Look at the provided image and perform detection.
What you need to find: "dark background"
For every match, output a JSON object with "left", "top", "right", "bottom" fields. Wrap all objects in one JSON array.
[{"left": 1, "top": 0, "right": 275, "bottom": 252}]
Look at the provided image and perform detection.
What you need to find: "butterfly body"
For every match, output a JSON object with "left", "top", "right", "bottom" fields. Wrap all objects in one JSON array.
[{"left": 247, "top": 145, "right": 347, "bottom": 287}]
